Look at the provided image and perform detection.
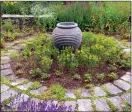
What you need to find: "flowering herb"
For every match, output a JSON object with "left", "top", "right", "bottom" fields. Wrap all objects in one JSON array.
[{"left": 2, "top": 93, "right": 73, "bottom": 111}]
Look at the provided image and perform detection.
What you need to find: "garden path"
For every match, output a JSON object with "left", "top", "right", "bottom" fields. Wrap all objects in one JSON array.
[{"left": 1, "top": 35, "right": 131, "bottom": 111}]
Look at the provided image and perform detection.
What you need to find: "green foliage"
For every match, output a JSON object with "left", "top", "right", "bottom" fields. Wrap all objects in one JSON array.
[
  {"left": 73, "top": 74, "right": 81, "bottom": 80},
  {"left": 10, "top": 52, "right": 20, "bottom": 58},
  {"left": 1, "top": 76, "right": 10, "bottom": 85},
  {"left": 55, "top": 70, "right": 63, "bottom": 77},
  {"left": 41, "top": 56, "right": 53, "bottom": 72},
  {"left": 29, "top": 68, "right": 42, "bottom": 78},
  {"left": 41, "top": 73, "right": 49, "bottom": 80},
  {"left": 29, "top": 81, "right": 41, "bottom": 90},
  {"left": 58, "top": 46, "right": 78, "bottom": 70},
  {"left": 2, "top": 1, "right": 32, "bottom": 14},
  {"left": 119, "top": 59, "right": 131, "bottom": 69},
  {"left": 97, "top": 73, "right": 105, "bottom": 81},
  {"left": 84, "top": 74, "right": 92, "bottom": 82},
  {"left": 108, "top": 72, "right": 118, "bottom": 80},
  {"left": 51, "top": 84, "right": 66, "bottom": 100},
  {"left": 123, "top": 101, "right": 131, "bottom": 111},
  {"left": 2, "top": 19, "right": 13, "bottom": 32}
]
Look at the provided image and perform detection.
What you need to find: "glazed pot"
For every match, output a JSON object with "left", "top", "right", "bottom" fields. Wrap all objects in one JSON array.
[{"left": 52, "top": 22, "right": 82, "bottom": 51}]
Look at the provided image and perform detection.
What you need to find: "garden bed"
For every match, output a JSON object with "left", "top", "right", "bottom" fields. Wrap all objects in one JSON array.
[{"left": 10, "top": 32, "right": 131, "bottom": 89}]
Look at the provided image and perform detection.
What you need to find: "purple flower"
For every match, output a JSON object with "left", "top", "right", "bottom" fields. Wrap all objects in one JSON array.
[{"left": 2, "top": 93, "right": 74, "bottom": 111}]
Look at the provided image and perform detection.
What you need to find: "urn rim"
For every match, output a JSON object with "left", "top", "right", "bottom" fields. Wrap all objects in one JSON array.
[{"left": 57, "top": 22, "right": 78, "bottom": 28}]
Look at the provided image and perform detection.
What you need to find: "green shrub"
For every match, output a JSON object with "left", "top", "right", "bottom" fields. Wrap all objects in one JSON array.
[
  {"left": 2, "top": 20, "right": 13, "bottom": 32},
  {"left": 29, "top": 81, "right": 41, "bottom": 90},
  {"left": 108, "top": 72, "right": 118, "bottom": 80},
  {"left": 97, "top": 73, "right": 105, "bottom": 81},
  {"left": 73, "top": 74, "right": 81, "bottom": 80},
  {"left": 55, "top": 70, "right": 63, "bottom": 77},
  {"left": 41, "top": 73, "right": 49, "bottom": 80},
  {"left": 29, "top": 68, "right": 42, "bottom": 78},
  {"left": 41, "top": 56, "right": 53, "bottom": 72},
  {"left": 84, "top": 74, "right": 92, "bottom": 82},
  {"left": 51, "top": 84, "right": 66, "bottom": 100}
]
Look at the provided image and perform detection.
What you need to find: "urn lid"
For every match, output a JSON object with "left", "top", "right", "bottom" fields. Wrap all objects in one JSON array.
[{"left": 57, "top": 22, "right": 78, "bottom": 28}]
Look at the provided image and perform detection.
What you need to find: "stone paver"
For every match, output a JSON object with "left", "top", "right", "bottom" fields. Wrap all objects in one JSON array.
[
  {"left": 11, "top": 78, "right": 27, "bottom": 86},
  {"left": 64, "top": 101, "right": 76, "bottom": 111},
  {"left": 1, "top": 56, "right": 11, "bottom": 64},
  {"left": 5, "top": 74, "right": 18, "bottom": 81},
  {"left": 65, "top": 90, "right": 76, "bottom": 99},
  {"left": 1, "top": 69, "right": 14, "bottom": 76},
  {"left": 121, "top": 93, "right": 131, "bottom": 105},
  {"left": 77, "top": 99, "right": 93, "bottom": 111},
  {"left": 94, "top": 99, "right": 111, "bottom": 111},
  {"left": 81, "top": 89, "right": 91, "bottom": 97},
  {"left": 121, "top": 74, "right": 130, "bottom": 83},
  {"left": 1, "top": 64, "right": 11, "bottom": 70},
  {"left": 1, "top": 89, "right": 17, "bottom": 103},
  {"left": 30, "top": 86, "right": 47, "bottom": 95},
  {"left": 102, "top": 83, "right": 122, "bottom": 95},
  {"left": 94, "top": 86, "right": 106, "bottom": 97},
  {"left": 125, "top": 72, "right": 131, "bottom": 75},
  {"left": 17, "top": 82, "right": 33, "bottom": 90},
  {"left": 113, "top": 80, "right": 130, "bottom": 91},
  {"left": 109, "top": 96, "right": 124, "bottom": 111},
  {"left": 1, "top": 84, "right": 10, "bottom": 93}
]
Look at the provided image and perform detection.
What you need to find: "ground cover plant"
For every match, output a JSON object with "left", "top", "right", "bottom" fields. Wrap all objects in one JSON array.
[{"left": 10, "top": 32, "right": 131, "bottom": 89}]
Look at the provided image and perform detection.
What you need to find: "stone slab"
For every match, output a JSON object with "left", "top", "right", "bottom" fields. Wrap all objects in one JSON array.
[
  {"left": 1, "top": 64, "right": 11, "bottom": 70},
  {"left": 30, "top": 86, "right": 47, "bottom": 95},
  {"left": 102, "top": 83, "right": 122, "bottom": 95},
  {"left": 17, "top": 82, "right": 33, "bottom": 90},
  {"left": 5, "top": 74, "right": 18, "bottom": 81},
  {"left": 125, "top": 72, "right": 131, "bottom": 76},
  {"left": 64, "top": 101, "right": 76, "bottom": 111},
  {"left": 109, "top": 96, "right": 124, "bottom": 111},
  {"left": 1, "top": 89, "right": 17, "bottom": 103},
  {"left": 11, "top": 78, "right": 27, "bottom": 86},
  {"left": 1, "top": 84, "right": 10, "bottom": 93},
  {"left": 121, "top": 93, "right": 131, "bottom": 105},
  {"left": 94, "top": 99, "right": 111, "bottom": 111},
  {"left": 121, "top": 74, "right": 130, "bottom": 83},
  {"left": 1, "top": 56, "right": 11, "bottom": 64},
  {"left": 113, "top": 80, "right": 130, "bottom": 91},
  {"left": 81, "top": 89, "right": 91, "bottom": 97},
  {"left": 77, "top": 99, "right": 93, "bottom": 111},
  {"left": 65, "top": 90, "right": 76, "bottom": 99},
  {"left": 1, "top": 69, "right": 14, "bottom": 76},
  {"left": 94, "top": 87, "right": 106, "bottom": 97}
]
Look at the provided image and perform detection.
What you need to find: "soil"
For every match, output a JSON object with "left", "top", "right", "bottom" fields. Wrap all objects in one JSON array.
[{"left": 10, "top": 56, "right": 130, "bottom": 89}]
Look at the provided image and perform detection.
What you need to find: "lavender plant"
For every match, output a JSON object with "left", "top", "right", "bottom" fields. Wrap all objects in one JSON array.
[{"left": 2, "top": 93, "right": 73, "bottom": 111}]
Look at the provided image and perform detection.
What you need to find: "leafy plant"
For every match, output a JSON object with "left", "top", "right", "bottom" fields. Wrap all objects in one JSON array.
[
  {"left": 73, "top": 74, "right": 81, "bottom": 80},
  {"left": 84, "top": 74, "right": 92, "bottom": 82},
  {"left": 51, "top": 84, "right": 66, "bottom": 100},
  {"left": 97, "top": 73, "right": 105, "bottom": 81},
  {"left": 55, "top": 70, "right": 63, "bottom": 77},
  {"left": 41, "top": 73, "right": 49, "bottom": 80},
  {"left": 29, "top": 68, "right": 42, "bottom": 78},
  {"left": 41, "top": 56, "right": 53, "bottom": 72},
  {"left": 2, "top": 19, "right": 13, "bottom": 32},
  {"left": 108, "top": 72, "right": 118, "bottom": 80},
  {"left": 108, "top": 64, "right": 117, "bottom": 72},
  {"left": 29, "top": 81, "right": 41, "bottom": 90}
]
